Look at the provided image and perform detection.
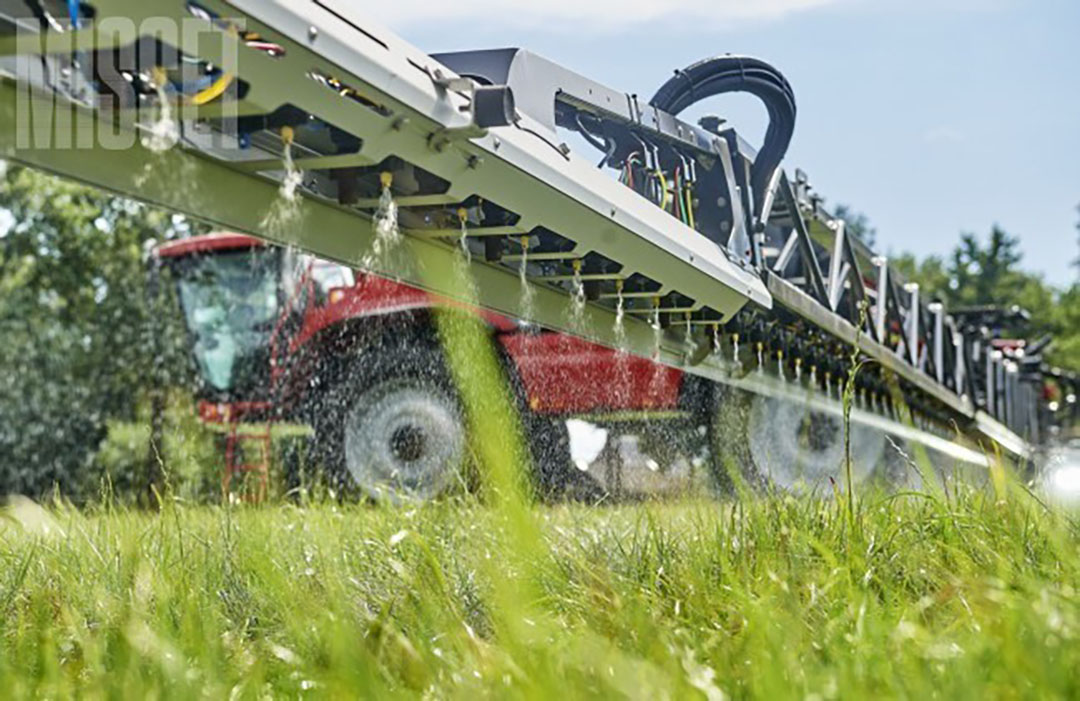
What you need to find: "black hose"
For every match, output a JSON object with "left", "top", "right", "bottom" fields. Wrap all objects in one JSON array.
[
  {"left": 650, "top": 55, "right": 795, "bottom": 223},
  {"left": 573, "top": 112, "right": 616, "bottom": 168},
  {"left": 574, "top": 113, "right": 606, "bottom": 151}
]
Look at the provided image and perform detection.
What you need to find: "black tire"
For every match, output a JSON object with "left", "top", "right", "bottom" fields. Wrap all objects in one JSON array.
[
  {"left": 311, "top": 326, "right": 600, "bottom": 502},
  {"left": 707, "top": 384, "right": 885, "bottom": 494},
  {"left": 279, "top": 435, "right": 316, "bottom": 500},
  {"left": 495, "top": 345, "right": 604, "bottom": 503},
  {"left": 314, "top": 336, "right": 468, "bottom": 500},
  {"left": 521, "top": 412, "right": 604, "bottom": 502}
]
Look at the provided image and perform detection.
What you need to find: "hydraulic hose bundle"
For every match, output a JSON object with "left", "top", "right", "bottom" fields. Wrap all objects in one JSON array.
[{"left": 650, "top": 56, "right": 796, "bottom": 225}]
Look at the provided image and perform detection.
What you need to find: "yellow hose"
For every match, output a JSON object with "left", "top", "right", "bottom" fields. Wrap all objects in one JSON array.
[
  {"left": 190, "top": 70, "right": 235, "bottom": 106},
  {"left": 686, "top": 183, "right": 696, "bottom": 230},
  {"left": 656, "top": 170, "right": 669, "bottom": 211}
]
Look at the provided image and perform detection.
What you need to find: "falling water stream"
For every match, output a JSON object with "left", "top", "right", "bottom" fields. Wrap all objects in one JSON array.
[
  {"left": 362, "top": 173, "right": 401, "bottom": 275},
  {"left": 612, "top": 282, "right": 631, "bottom": 401},
  {"left": 613, "top": 283, "right": 627, "bottom": 350},
  {"left": 568, "top": 260, "right": 586, "bottom": 332},
  {"left": 457, "top": 208, "right": 471, "bottom": 264},
  {"left": 279, "top": 131, "right": 302, "bottom": 201},
  {"left": 259, "top": 127, "right": 304, "bottom": 240},
  {"left": 518, "top": 236, "right": 535, "bottom": 324},
  {"left": 142, "top": 67, "right": 179, "bottom": 154},
  {"left": 682, "top": 313, "right": 697, "bottom": 360},
  {"left": 650, "top": 299, "right": 662, "bottom": 362},
  {"left": 452, "top": 214, "right": 478, "bottom": 300}
]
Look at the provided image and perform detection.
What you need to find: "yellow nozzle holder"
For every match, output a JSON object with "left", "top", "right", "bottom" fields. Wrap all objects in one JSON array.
[
  {"left": 795, "top": 357, "right": 803, "bottom": 367},
  {"left": 732, "top": 333, "right": 740, "bottom": 343},
  {"left": 457, "top": 207, "right": 469, "bottom": 224},
  {"left": 151, "top": 66, "right": 168, "bottom": 89},
  {"left": 652, "top": 296, "right": 661, "bottom": 308},
  {"left": 615, "top": 279, "right": 624, "bottom": 293},
  {"left": 684, "top": 311, "right": 692, "bottom": 324},
  {"left": 379, "top": 171, "right": 393, "bottom": 189},
  {"left": 280, "top": 126, "right": 295, "bottom": 146},
  {"left": 572, "top": 259, "right": 583, "bottom": 273}
]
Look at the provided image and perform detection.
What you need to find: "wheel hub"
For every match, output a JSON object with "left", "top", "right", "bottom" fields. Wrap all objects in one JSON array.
[
  {"left": 390, "top": 424, "right": 427, "bottom": 463},
  {"left": 748, "top": 396, "right": 884, "bottom": 491},
  {"left": 344, "top": 381, "right": 464, "bottom": 498}
]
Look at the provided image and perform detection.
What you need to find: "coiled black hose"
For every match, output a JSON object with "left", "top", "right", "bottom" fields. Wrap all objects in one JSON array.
[{"left": 650, "top": 55, "right": 795, "bottom": 223}]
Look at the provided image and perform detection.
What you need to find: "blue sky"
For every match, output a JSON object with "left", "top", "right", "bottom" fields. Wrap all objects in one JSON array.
[{"left": 370, "top": 0, "right": 1080, "bottom": 287}]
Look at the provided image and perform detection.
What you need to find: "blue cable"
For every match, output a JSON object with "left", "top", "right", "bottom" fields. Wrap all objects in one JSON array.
[{"left": 67, "top": 0, "right": 80, "bottom": 29}]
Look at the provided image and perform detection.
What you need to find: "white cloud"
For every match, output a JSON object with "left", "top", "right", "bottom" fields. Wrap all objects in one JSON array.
[{"left": 366, "top": 0, "right": 844, "bottom": 30}]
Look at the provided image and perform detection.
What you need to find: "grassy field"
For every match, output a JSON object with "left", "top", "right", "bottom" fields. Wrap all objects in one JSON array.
[{"left": 1, "top": 474, "right": 1078, "bottom": 700}]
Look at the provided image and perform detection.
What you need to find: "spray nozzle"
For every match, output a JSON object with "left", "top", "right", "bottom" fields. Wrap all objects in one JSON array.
[
  {"left": 151, "top": 66, "right": 169, "bottom": 90},
  {"left": 280, "top": 126, "right": 295, "bottom": 146},
  {"left": 456, "top": 207, "right": 469, "bottom": 224},
  {"left": 379, "top": 171, "right": 394, "bottom": 189}
]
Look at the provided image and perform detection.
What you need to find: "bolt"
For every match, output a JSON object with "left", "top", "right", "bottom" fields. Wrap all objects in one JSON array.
[{"left": 308, "top": 26, "right": 318, "bottom": 41}]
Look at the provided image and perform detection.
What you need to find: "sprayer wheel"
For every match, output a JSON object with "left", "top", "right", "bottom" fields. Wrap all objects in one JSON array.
[
  {"left": 707, "top": 386, "right": 885, "bottom": 493},
  {"left": 316, "top": 340, "right": 467, "bottom": 500}
]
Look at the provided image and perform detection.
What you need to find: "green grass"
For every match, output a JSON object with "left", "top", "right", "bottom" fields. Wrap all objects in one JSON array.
[{"left": 1, "top": 478, "right": 1078, "bottom": 699}]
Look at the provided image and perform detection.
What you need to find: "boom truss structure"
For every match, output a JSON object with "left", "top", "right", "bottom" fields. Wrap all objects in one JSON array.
[{"left": 0, "top": 0, "right": 1062, "bottom": 465}]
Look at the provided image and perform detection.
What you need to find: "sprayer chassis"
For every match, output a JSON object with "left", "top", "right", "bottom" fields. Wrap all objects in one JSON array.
[{"left": 0, "top": 0, "right": 1042, "bottom": 465}]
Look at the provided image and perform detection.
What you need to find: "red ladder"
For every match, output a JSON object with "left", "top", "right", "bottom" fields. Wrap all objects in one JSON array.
[{"left": 221, "top": 402, "right": 273, "bottom": 503}]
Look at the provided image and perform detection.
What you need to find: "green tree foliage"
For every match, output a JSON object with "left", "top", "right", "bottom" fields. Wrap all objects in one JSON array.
[
  {"left": 893, "top": 225, "right": 1079, "bottom": 371},
  {"left": 1074, "top": 204, "right": 1079, "bottom": 275},
  {"left": 833, "top": 203, "right": 877, "bottom": 248},
  {"left": 0, "top": 164, "right": 200, "bottom": 499}
]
